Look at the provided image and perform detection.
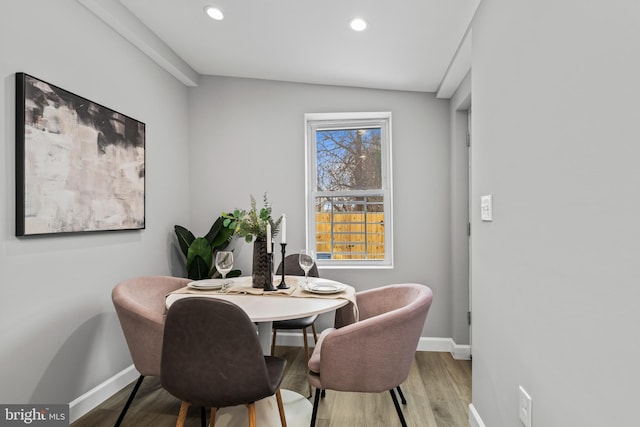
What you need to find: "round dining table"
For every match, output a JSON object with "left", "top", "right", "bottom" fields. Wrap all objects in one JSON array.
[{"left": 165, "top": 276, "right": 352, "bottom": 427}]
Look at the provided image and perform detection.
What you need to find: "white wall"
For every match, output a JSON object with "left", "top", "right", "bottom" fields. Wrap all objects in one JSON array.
[
  {"left": 471, "top": 0, "right": 640, "bottom": 425},
  {"left": 0, "top": 0, "right": 190, "bottom": 404},
  {"left": 189, "top": 76, "right": 453, "bottom": 337}
]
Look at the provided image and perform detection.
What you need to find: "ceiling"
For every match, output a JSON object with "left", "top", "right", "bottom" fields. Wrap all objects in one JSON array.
[{"left": 81, "top": 0, "right": 479, "bottom": 95}]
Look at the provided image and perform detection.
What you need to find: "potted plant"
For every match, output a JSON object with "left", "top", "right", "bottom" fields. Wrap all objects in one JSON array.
[
  {"left": 224, "top": 193, "right": 281, "bottom": 287},
  {"left": 174, "top": 213, "right": 242, "bottom": 281},
  {"left": 226, "top": 194, "right": 281, "bottom": 242}
]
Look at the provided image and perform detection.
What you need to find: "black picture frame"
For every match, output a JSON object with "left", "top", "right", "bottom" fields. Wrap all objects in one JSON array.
[{"left": 15, "top": 73, "right": 145, "bottom": 236}]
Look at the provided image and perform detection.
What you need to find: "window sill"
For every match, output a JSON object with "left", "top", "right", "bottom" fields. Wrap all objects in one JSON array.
[{"left": 317, "top": 263, "right": 394, "bottom": 270}]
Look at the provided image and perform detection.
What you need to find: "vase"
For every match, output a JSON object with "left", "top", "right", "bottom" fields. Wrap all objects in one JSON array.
[{"left": 252, "top": 239, "right": 273, "bottom": 288}]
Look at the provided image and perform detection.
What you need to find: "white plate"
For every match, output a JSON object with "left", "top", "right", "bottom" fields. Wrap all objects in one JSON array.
[
  {"left": 187, "top": 279, "right": 227, "bottom": 290},
  {"left": 302, "top": 282, "right": 346, "bottom": 294}
]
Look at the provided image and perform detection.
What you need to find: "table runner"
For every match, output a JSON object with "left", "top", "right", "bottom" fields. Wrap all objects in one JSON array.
[{"left": 170, "top": 276, "right": 359, "bottom": 321}]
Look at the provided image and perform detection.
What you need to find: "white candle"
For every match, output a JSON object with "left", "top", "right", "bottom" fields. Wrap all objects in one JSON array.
[
  {"left": 281, "top": 214, "right": 287, "bottom": 243},
  {"left": 266, "top": 223, "right": 272, "bottom": 253}
]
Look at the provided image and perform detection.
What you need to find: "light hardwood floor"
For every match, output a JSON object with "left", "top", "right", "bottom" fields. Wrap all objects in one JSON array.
[{"left": 71, "top": 347, "right": 471, "bottom": 427}]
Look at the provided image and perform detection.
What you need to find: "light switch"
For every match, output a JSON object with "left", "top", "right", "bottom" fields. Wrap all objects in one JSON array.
[{"left": 481, "top": 195, "right": 493, "bottom": 221}]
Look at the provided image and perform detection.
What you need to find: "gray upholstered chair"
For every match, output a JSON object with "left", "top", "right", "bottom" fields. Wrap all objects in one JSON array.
[
  {"left": 161, "top": 297, "right": 287, "bottom": 427},
  {"left": 271, "top": 253, "right": 320, "bottom": 361},
  {"left": 307, "top": 284, "right": 434, "bottom": 427},
  {"left": 111, "top": 275, "right": 191, "bottom": 426}
]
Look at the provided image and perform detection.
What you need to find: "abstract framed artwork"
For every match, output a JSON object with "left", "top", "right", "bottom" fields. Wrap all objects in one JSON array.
[{"left": 15, "top": 73, "right": 145, "bottom": 236}]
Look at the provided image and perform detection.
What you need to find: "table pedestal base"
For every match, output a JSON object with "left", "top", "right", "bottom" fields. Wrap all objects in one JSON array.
[{"left": 212, "top": 390, "right": 311, "bottom": 427}]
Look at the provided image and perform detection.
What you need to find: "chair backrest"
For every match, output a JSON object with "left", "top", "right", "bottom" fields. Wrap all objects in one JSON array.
[
  {"left": 317, "top": 284, "right": 433, "bottom": 393},
  {"left": 161, "top": 297, "right": 281, "bottom": 407},
  {"left": 275, "top": 253, "right": 319, "bottom": 278},
  {"left": 112, "top": 276, "right": 190, "bottom": 376}
]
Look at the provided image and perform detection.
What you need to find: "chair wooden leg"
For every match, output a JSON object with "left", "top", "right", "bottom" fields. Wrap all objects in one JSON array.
[
  {"left": 311, "top": 322, "right": 318, "bottom": 343},
  {"left": 176, "top": 401, "right": 191, "bottom": 427},
  {"left": 389, "top": 389, "right": 408, "bottom": 427},
  {"left": 310, "top": 388, "right": 321, "bottom": 427},
  {"left": 114, "top": 374, "right": 145, "bottom": 427},
  {"left": 247, "top": 403, "right": 256, "bottom": 427},
  {"left": 271, "top": 328, "right": 278, "bottom": 355},
  {"left": 302, "top": 327, "right": 310, "bottom": 361},
  {"left": 210, "top": 407, "right": 217, "bottom": 427},
  {"left": 275, "top": 389, "right": 287, "bottom": 427}
]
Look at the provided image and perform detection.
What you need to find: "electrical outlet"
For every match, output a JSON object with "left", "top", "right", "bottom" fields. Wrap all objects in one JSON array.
[
  {"left": 481, "top": 195, "right": 493, "bottom": 221},
  {"left": 519, "top": 386, "right": 532, "bottom": 427}
]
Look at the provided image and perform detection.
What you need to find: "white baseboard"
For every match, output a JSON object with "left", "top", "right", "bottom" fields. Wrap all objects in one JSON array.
[
  {"left": 469, "top": 403, "right": 487, "bottom": 427},
  {"left": 275, "top": 332, "right": 471, "bottom": 360},
  {"left": 70, "top": 334, "right": 471, "bottom": 422},
  {"left": 416, "top": 336, "right": 452, "bottom": 352},
  {"left": 68, "top": 364, "right": 139, "bottom": 423},
  {"left": 272, "top": 330, "right": 317, "bottom": 348},
  {"left": 416, "top": 337, "right": 471, "bottom": 360},
  {"left": 451, "top": 342, "right": 472, "bottom": 360}
]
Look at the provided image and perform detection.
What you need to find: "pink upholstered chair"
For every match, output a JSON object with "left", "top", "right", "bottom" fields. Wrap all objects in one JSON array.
[
  {"left": 307, "top": 283, "right": 433, "bottom": 427},
  {"left": 111, "top": 275, "right": 190, "bottom": 426}
]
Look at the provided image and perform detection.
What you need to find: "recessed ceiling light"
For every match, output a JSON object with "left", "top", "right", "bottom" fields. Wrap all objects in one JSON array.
[
  {"left": 349, "top": 18, "right": 367, "bottom": 32},
  {"left": 204, "top": 6, "right": 224, "bottom": 21}
]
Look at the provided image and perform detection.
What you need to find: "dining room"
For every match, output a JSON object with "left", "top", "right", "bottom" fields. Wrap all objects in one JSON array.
[
  {"left": 3, "top": 1, "right": 639, "bottom": 427},
  {"left": 2, "top": 0, "right": 469, "bottom": 424}
]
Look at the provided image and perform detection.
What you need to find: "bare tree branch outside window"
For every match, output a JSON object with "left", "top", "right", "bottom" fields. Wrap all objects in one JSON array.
[
  {"left": 316, "top": 128, "right": 381, "bottom": 192},
  {"left": 316, "top": 128, "right": 383, "bottom": 212}
]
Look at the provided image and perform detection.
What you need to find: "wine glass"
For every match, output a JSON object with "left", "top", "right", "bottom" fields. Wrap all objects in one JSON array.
[
  {"left": 215, "top": 251, "right": 234, "bottom": 289},
  {"left": 299, "top": 249, "right": 316, "bottom": 285}
]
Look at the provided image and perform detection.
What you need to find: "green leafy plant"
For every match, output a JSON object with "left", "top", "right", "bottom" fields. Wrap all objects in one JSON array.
[
  {"left": 174, "top": 214, "right": 242, "bottom": 280},
  {"left": 224, "top": 193, "right": 281, "bottom": 243}
]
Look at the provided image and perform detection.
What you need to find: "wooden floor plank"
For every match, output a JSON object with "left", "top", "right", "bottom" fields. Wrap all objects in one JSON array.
[
  {"left": 416, "top": 352, "right": 471, "bottom": 427},
  {"left": 71, "top": 348, "right": 471, "bottom": 427}
]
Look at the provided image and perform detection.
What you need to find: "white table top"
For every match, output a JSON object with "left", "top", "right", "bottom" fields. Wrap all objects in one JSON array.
[{"left": 165, "top": 276, "right": 351, "bottom": 322}]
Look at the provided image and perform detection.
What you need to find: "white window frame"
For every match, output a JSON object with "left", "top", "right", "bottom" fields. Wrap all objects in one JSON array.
[{"left": 304, "top": 112, "right": 393, "bottom": 268}]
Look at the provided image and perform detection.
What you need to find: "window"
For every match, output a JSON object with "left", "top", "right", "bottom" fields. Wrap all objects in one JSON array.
[{"left": 305, "top": 112, "right": 393, "bottom": 268}]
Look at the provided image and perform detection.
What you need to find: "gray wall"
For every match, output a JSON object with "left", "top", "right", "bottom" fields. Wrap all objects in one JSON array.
[
  {"left": 449, "top": 73, "right": 471, "bottom": 346},
  {"left": 0, "top": 0, "right": 190, "bottom": 403},
  {"left": 471, "top": 0, "right": 640, "bottom": 425},
  {"left": 188, "top": 76, "right": 453, "bottom": 337}
]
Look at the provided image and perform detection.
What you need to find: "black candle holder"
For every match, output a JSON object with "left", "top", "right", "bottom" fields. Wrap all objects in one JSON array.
[
  {"left": 263, "top": 243, "right": 277, "bottom": 292},
  {"left": 277, "top": 243, "right": 289, "bottom": 289}
]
